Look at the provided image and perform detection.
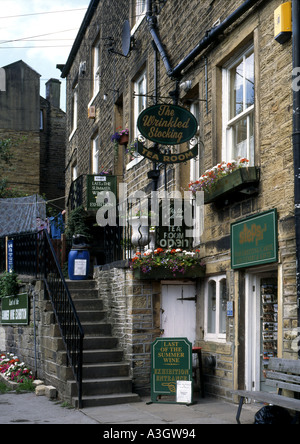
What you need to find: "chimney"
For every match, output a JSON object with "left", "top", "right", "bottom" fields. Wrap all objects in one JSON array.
[{"left": 46, "top": 78, "right": 61, "bottom": 108}]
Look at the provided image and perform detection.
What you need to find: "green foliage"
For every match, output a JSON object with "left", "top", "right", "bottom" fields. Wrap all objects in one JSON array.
[
  {"left": 0, "top": 272, "right": 20, "bottom": 299},
  {"left": 65, "top": 206, "right": 90, "bottom": 240}
]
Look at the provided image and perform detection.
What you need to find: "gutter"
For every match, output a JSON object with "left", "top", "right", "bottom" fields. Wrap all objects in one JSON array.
[
  {"left": 292, "top": 0, "right": 300, "bottom": 358},
  {"left": 147, "top": 0, "right": 262, "bottom": 79}
]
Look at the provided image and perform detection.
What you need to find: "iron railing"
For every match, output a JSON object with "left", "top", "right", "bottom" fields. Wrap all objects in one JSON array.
[{"left": 0, "top": 230, "right": 84, "bottom": 408}]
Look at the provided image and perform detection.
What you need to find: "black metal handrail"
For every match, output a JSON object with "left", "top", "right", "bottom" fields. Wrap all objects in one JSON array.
[{"left": 0, "top": 231, "right": 84, "bottom": 408}]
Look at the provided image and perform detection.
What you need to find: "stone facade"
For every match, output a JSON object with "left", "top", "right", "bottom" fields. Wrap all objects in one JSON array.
[
  {"left": 0, "top": 61, "right": 65, "bottom": 208},
  {"left": 62, "top": 0, "right": 299, "bottom": 401}
]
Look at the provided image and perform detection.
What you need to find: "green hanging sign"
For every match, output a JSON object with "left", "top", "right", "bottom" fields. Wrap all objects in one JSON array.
[
  {"left": 137, "top": 141, "right": 199, "bottom": 164},
  {"left": 137, "top": 104, "right": 198, "bottom": 146}
]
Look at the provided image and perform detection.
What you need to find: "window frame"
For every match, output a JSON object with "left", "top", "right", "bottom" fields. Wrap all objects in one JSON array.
[
  {"left": 69, "top": 82, "right": 78, "bottom": 140},
  {"left": 91, "top": 134, "right": 100, "bottom": 174},
  {"left": 131, "top": 0, "right": 147, "bottom": 34},
  {"left": 222, "top": 44, "right": 255, "bottom": 165},
  {"left": 204, "top": 275, "right": 228, "bottom": 343},
  {"left": 127, "top": 68, "right": 147, "bottom": 170},
  {"left": 92, "top": 38, "right": 101, "bottom": 99}
]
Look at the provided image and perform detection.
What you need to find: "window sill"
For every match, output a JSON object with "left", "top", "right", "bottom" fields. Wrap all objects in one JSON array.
[
  {"left": 126, "top": 155, "right": 143, "bottom": 171},
  {"left": 131, "top": 15, "right": 146, "bottom": 35}
]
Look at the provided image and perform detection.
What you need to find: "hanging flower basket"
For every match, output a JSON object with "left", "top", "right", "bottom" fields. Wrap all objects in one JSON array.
[
  {"left": 119, "top": 134, "right": 129, "bottom": 146},
  {"left": 130, "top": 248, "right": 205, "bottom": 280},
  {"left": 189, "top": 159, "right": 260, "bottom": 204},
  {"left": 111, "top": 128, "right": 129, "bottom": 146},
  {"left": 133, "top": 264, "right": 205, "bottom": 280},
  {"left": 203, "top": 167, "right": 260, "bottom": 204}
]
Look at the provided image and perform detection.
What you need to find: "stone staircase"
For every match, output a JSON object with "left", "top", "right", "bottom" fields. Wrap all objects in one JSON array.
[{"left": 66, "top": 280, "right": 140, "bottom": 408}]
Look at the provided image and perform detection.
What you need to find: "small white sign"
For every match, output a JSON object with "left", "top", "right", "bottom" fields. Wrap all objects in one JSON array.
[
  {"left": 94, "top": 176, "right": 107, "bottom": 182},
  {"left": 74, "top": 259, "right": 87, "bottom": 276},
  {"left": 176, "top": 380, "right": 193, "bottom": 404}
]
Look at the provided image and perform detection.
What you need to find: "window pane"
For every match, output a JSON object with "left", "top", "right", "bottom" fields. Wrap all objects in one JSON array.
[
  {"left": 245, "top": 52, "right": 254, "bottom": 108},
  {"left": 207, "top": 281, "right": 216, "bottom": 334},
  {"left": 230, "top": 59, "right": 244, "bottom": 119},
  {"left": 232, "top": 118, "right": 247, "bottom": 159},
  {"left": 219, "top": 279, "right": 228, "bottom": 335}
]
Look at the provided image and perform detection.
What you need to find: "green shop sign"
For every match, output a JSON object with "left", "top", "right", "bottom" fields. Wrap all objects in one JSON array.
[
  {"left": 1, "top": 294, "right": 29, "bottom": 325},
  {"left": 137, "top": 104, "right": 198, "bottom": 145},
  {"left": 137, "top": 140, "right": 199, "bottom": 164},
  {"left": 86, "top": 175, "right": 117, "bottom": 211},
  {"left": 151, "top": 337, "right": 193, "bottom": 404},
  {"left": 231, "top": 209, "right": 278, "bottom": 269}
]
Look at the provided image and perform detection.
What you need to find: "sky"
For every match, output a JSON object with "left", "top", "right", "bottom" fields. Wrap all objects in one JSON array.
[{"left": 0, "top": 0, "right": 91, "bottom": 110}]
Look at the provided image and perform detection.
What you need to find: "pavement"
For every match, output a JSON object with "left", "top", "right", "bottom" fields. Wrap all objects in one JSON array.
[{"left": 0, "top": 391, "right": 259, "bottom": 425}]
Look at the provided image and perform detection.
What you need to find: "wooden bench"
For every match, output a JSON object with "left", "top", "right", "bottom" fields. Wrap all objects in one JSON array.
[{"left": 232, "top": 358, "right": 300, "bottom": 424}]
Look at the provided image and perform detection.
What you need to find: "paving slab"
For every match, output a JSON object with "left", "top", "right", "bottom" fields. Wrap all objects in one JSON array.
[{"left": 0, "top": 391, "right": 259, "bottom": 425}]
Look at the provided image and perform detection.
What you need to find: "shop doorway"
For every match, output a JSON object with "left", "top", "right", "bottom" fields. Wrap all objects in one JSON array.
[
  {"left": 161, "top": 283, "right": 197, "bottom": 345},
  {"left": 245, "top": 271, "right": 278, "bottom": 392}
]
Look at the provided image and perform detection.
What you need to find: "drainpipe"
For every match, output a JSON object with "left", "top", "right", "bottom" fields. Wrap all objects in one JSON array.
[
  {"left": 147, "top": 0, "right": 262, "bottom": 80},
  {"left": 170, "top": 0, "right": 262, "bottom": 78},
  {"left": 292, "top": 0, "right": 300, "bottom": 359},
  {"left": 146, "top": 0, "right": 173, "bottom": 76}
]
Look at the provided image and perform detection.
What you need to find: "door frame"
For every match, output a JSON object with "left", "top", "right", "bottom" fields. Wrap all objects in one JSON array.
[
  {"left": 245, "top": 268, "right": 278, "bottom": 392},
  {"left": 161, "top": 281, "right": 197, "bottom": 346}
]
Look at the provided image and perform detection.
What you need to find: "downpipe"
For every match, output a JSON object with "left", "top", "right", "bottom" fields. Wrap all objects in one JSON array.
[
  {"left": 147, "top": 0, "right": 262, "bottom": 79},
  {"left": 292, "top": 0, "right": 300, "bottom": 359}
]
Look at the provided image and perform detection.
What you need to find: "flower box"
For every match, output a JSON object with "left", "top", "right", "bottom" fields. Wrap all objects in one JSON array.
[
  {"left": 133, "top": 265, "right": 206, "bottom": 281},
  {"left": 204, "top": 167, "right": 260, "bottom": 204}
]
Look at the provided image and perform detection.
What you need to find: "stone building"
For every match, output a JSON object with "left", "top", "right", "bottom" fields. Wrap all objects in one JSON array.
[
  {"left": 0, "top": 61, "right": 66, "bottom": 209},
  {"left": 60, "top": 0, "right": 299, "bottom": 401}
]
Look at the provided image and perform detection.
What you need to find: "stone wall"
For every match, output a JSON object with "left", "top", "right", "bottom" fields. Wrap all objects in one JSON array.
[
  {"left": 0, "top": 129, "right": 40, "bottom": 196},
  {"left": 0, "top": 278, "right": 71, "bottom": 401},
  {"left": 94, "top": 265, "right": 160, "bottom": 395}
]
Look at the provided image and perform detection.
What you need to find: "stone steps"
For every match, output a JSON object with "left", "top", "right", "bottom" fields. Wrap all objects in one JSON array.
[{"left": 64, "top": 280, "right": 139, "bottom": 408}]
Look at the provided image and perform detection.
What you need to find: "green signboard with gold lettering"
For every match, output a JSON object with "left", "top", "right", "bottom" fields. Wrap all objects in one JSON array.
[
  {"left": 151, "top": 337, "right": 193, "bottom": 404},
  {"left": 137, "top": 104, "right": 198, "bottom": 146},
  {"left": 231, "top": 209, "right": 278, "bottom": 269}
]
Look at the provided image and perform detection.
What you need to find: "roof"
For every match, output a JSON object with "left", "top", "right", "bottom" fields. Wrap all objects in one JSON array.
[
  {"left": 2, "top": 60, "right": 41, "bottom": 77},
  {"left": 0, "top": 195, "right": 46, "bottom": 236},
  {"left": 60, "top": 0, "right": 100, "bottom": 78}
]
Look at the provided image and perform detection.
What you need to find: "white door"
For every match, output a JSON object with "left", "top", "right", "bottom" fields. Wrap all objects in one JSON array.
[{"left": 161, "top": 284, "right": 197, "bottom": 345}]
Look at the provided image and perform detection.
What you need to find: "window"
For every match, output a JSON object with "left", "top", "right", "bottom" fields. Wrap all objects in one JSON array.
[
  {"left": 72, "top": 162, "right": 78, "bottom": 182},
  {"left": 127, "top": 69, "right": 147, "bottom": 170},
  {"left": 92, "top": 135, "right": 100, "bottom": 174},
  {"left": 40, "top": 110, "right": 44, "bottom": 131},
  {"left": 222, "top": 45, "right": 255, "bottom": 165},
  {"left": 70, "top": 82, "right": 78, "bottom": 137},
  {"left": 205, "top": 276, "right": 228, "bottom": 342},
  {"left": 189, "top": 100, "right": 201, "bottom": 183},
  {"left": 132, "top": 0, "right": 147, "bottom": 31},
  {"left": 92, "top": 38, "right": 101, "bottom": 98},
  {"left": 134, "top": 70, "right": 147, "bottom": 139}
]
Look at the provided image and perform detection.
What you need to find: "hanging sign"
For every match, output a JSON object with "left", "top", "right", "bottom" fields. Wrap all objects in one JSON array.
[
  {"left": 137, "top": 141, "right": 199, "bottom": 164},
  {"left": 156, "top": 199, "right": 193, "bottom": 249},
  {"left": 231, "top": 209, "right": 278, "bottom": 269},
  {"left": 137, "top": 104, "right": 198, "bottom": 145},
  {"left": 151, "top": 337, "right": 193, "bottom": 404},
  {"left": 86, "top": 175, "right": 117, "bottom": 211}
]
